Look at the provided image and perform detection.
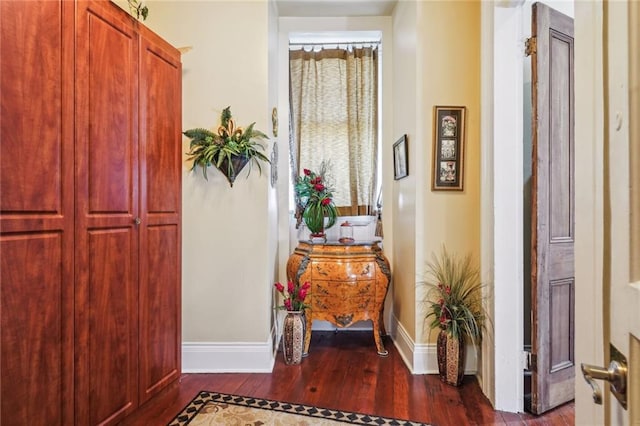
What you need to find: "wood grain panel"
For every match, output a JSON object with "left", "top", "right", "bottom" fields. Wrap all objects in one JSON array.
[
  {"left": 1, "top": 233, "right": 66, "bottom": 425},
  {"left": 140, "top": 37, "right": 181, "bottom": 215},
  {"left": 315, "top": 280, "right": 374, "bottom": 297},
  {"left": 138, "top": 27, "right": 181, "bottom": 404},
  {"left": 86, "top": 11, "right": 135, "bottom": 215},
  {"left": 75, "top": 5, "right": 140, "bottom": 423},
  {"left": 87, "top": 228, "right": 138, "bottom": 425},
  {"left": 1, "top": 1, "right": 74, "bottom": 424},
  {"left": 549, "top": 32, "right": 573, "bottom": 241},
  {"left": 312, "top": 261, "right": 375, "bottom": 280},
  {"left": 139, "top": 225, "right": 180, "bottom": 403},
  {"left": 0, "top": 0, "right": 64, "bottom": 214},
  {"left": 530, "top": 2, "right": 575, "bottom": 414},
  {"left": 549, "top": 279, "right": 574, "bottom": 371}
]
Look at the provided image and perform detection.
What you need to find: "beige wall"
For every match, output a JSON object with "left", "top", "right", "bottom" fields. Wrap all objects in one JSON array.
[
  {"left": 392, "top": 1, "right": 481, "bottom": 344},
  {"left": 138, "top": 0, "right": 481, "bottom": 359},
  {"left": 418, "top": 1, "right": 481, "bottom": 343},
  {"left": 391, "top": 0, "right": 418, "bottom": 342},
  {"left": 143, "top": 1, "right": 276, "bottom": 344}
]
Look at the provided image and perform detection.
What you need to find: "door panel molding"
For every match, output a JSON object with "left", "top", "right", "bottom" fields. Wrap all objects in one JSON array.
[{"left": 530, "top": 2, "right": 575, "bottom": 414}]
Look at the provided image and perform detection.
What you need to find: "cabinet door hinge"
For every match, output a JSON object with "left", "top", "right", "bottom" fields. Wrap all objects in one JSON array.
[
  {"left": 525, "top": 37, "right": 537, "bottom": 56},
  {"left": 523, "top": 350, "right": 537, "bottom": 371},
  {"left": 529, "top": 353, "right": 538, "bottom": 372}
]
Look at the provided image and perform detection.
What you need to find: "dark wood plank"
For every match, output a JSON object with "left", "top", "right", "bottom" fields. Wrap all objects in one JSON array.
[{"left": 122, "top": 331, "right": 574, "bottom": 425}]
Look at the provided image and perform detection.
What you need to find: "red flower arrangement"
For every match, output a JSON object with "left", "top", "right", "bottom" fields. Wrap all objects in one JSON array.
[
  {"left": 293, "top": 163, "right": 338, "bottom": 236},
  {"left": 274, "top": 280, "right": 311, "bottom": 312}
]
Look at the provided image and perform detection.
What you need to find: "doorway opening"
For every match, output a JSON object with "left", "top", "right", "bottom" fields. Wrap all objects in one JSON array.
[{"left": 287, "top": 31, "right": 383, "bottom": 245}]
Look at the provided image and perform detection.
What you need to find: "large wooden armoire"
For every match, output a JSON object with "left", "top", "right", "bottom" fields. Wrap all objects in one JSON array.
[{"left": 0, "top": 1, "right": 182, "bottom": 425}]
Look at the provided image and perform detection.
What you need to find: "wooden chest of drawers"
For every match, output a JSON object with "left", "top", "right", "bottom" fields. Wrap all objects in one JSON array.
[{"left": 286, "top": 240, "right": 391, "bottom": 355}]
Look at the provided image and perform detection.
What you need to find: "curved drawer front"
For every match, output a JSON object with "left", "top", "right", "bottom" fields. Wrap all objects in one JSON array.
[
  {"left": 312, "top": 296, "right": 372, "bottom": 313},
  {"left": 314, "top": 280, "right": 374, "bottom": 298},
  {"left": 311, "top": 261, "right": 375, "bottom": 280}
]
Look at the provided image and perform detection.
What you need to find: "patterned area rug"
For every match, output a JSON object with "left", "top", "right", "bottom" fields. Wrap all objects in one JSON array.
[{"left": 167, "top": 391, "right": 429, "bottom": 425}]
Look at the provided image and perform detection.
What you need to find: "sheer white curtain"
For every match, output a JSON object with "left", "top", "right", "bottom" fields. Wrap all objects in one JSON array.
[{"left": 289, "top": 46, "right": 378, "bottom": 217}]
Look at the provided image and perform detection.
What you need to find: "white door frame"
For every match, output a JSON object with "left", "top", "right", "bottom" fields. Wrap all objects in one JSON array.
[
  {"left": 480, "top": 1, "right": 525, "bottom": 412},
  {"left": 481, "top": 0, "right": 589, "bottom": 413},
  {"left": 573, "top": 1, "right": 605, "bottom": 424}
]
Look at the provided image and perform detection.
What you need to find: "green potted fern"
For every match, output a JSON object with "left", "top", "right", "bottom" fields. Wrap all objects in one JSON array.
[
  {"left": 183, "top": 107, "right": 269, "bottom": 186},
  {"left": 423, "top": 246, "right": 486, "bottom": 386}
]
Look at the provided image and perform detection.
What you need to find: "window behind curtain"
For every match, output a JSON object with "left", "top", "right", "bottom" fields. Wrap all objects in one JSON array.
[{"left": 289, "top": 46, "right": 379, "bottom": 217}]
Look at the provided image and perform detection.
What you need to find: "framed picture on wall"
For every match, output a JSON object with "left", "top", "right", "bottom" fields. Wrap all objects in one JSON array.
[
  {"left": 393, "top": 134, "right": 408, "bottom": 180},
  {"left": 432, "top": 106, "right": 466, "bottom": 191}
]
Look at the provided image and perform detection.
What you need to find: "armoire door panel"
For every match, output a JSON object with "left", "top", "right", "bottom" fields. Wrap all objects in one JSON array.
[
  {"left": 87, "top": 228, "right": 138, "bottom": 425},
  {"left": 86, "top": 10, "right": 137, "bottom": 215},
  {"left": 140, "top": 38, "right": 181, "bottom": 215},
  {"left": 1, "top": 233, "right": 66, "bottom": 425},
  {"left": 75, "top": 3, "right": 140, "bottom": 424},
  {"left": 1, "top": 1, "right": 74, "bottom": 424},
  {"left": 1, "top": 0, "right": 64, "bottom": 214},
  {"left": 138, "top": 28, "right": 182, "bottom": 405},
  {"left": 139, "top": 224, "right": 181, "bottom": 401}
]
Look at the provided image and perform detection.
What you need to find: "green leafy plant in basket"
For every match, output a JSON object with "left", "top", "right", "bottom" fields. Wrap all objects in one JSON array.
[{"left": 183, "top": 107, "right": 269, "bottom": 185}]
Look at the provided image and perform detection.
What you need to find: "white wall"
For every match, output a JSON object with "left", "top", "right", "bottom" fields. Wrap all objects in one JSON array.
[{"left": 143, "top": 0, "right": 277, "bottom": 372}]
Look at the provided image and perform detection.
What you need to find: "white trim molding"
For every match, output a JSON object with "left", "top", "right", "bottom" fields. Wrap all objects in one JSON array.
[
  {"left": 182, "top": 341, "right": 275, "bottom": 373},
  {"left": 182, "top": 326, "right": 277, "bottom": 373},
  {"left": 389, "top": 315, "right": 478, "bottom": 375}
]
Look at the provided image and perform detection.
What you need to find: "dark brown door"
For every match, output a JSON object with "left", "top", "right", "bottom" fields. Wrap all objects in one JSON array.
[
  {"left": 0, "top": 1, "right": 74, "bottom": 424},
  {"left": 74, "top": 1, "right": 140, "bottom": 424},
  {"left": 137, "top": 27, "right": 182, "bottom": 404},
  {"left": 529, "top": 2, "right": 575, "bottom": 415}
]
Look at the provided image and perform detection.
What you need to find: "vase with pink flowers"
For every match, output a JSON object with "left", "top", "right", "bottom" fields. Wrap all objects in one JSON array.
[{"left": 274, "top": 280, "right": 311, "bottom": 364}]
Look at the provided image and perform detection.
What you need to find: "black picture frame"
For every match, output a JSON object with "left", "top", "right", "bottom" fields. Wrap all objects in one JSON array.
[
  {"left": 393, "top": 135, "right": 408, "bottom": 180},
  {"left": 432, "top": 106, "right": 466, "bottom": 191}
]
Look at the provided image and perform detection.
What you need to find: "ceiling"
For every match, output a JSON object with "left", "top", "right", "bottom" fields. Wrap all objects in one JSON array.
[{"left": 276, "top": 0, "right": 398, "bottom": 17}]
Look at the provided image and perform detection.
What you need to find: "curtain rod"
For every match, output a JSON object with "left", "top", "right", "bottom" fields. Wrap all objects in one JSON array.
[{"left": 289, "top": 40, "right": 381, "bottom": 47}]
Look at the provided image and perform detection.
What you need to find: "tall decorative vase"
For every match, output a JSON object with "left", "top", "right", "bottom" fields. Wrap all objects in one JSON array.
[
  {"left": 436, "top": 330, "right": 465, "bottom": 386},
  {"left": 282, "top": 311, "right": 305, "bottom": 365}
]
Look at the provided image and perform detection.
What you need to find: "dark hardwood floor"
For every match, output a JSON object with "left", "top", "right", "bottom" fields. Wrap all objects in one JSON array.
[{"left": 121, "top": 331, "right": 574, "bottom": 425}]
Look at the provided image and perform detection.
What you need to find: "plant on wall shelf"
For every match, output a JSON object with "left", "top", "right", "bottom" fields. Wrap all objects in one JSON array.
[
  {"left": 183, "top": 107, "right": 270, "bottom": 186},
  {"left": 127, "top": 0, "right": 148, "bottom": 20}
]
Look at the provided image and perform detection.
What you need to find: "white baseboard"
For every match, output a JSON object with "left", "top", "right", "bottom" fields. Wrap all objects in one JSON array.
[
  {"left": 388, "top": 315, "right": 478, "bottom": 375},
  {"left": 181, "top": 316, "right": 477, "bottom": 374},
  {"left": 182, "top": 341, "right": 275, "bottom": 373},
  {"left": 182, "top": 325, "right": 276, "bottom": 373}
]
